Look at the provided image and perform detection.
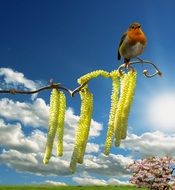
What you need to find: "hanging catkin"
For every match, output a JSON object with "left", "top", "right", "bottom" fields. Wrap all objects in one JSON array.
[
  {"left": 43, "top": 89, "right": 60, "bottom": 164},
  {"left": 70, "top": 87, "right": 93, "bottom": 173},
  {"left": 104, "top": 71, "right": 120, "bottom": 155},
  {"left": 43, "top": 89, "right": 66, "bottom": 164},
  {"left": 57, "top": 92, "right": 66, "bottom": 156},
  {"left": 114, "top": 71, "right": 137, "bottom": 146},
  {"left": 120, "top": 71, "right": 137, "bottom": 139}
]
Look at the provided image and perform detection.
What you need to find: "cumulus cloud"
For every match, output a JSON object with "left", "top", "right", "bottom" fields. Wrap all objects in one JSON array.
[
  {"left": 0, "top": 68, "right": 40, "bottom": 90},
  {"left": 44, "top": 180, "right": 67, "bottom": 186},
  {"left": 86, "top": 143, "right": 99, "bottom": 153},
  {"left": 0, "top": 149, "right": 70, "bottom": 176},
  {"left": 0, "top": 98, "right": 49, "bottom": 128},
  {"left": 0, "top": 97, "right": 103, "bottom": 138},
  {"left": 0, "top": 119, "right": 41, "bottom": 153},
  {"left": 82, "top": 153, "right": 133, "bottom": 177},
  {"left": 1, "top": 123, "right": 175, "bottom": 178},
  {"left": 107, "top": 178, "right": 129, "bottom": 185},
  {"left": 121, "top": 131, "right": 175, "bottom": 157},
  {"left": 0, "top": 119, "right": 130, "bottom": 177},
  {"left": 0, "top": 117, "right": 103, "bottom": 176},
  {"left": 72, "top": 175, "right": 129, "bottom": 186},
  {"left": 73, "top": 176, "right": 107, "bottom": 186}
]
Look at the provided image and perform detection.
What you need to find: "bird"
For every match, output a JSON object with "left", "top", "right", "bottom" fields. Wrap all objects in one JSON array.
[{"left": 118, "top": 22, "right": 147, "bottom": 68}]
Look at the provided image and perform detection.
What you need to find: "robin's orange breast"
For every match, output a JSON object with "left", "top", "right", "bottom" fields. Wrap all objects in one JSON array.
[{"left": 127, "top": 29, "right": 147, "bottom": 45}]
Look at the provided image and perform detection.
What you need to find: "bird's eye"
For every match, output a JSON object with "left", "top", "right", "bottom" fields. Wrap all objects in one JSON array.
[
  {"left": 138, "top": 25, "right": 141, "bottom": 28},
  {"left": 132, "top": 26, "right": 135, "bottom": 29}
]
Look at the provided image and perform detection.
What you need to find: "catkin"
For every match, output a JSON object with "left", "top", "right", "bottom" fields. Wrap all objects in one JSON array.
[
  {"left": 120, "top": 71, "right": 137, "bottom": 139},
  {"left": 69, "top": 87, "right": 93, "bottom": 173},
  {"left": 104, "top": 72, "right": 120, "bottom": 155},
  {"left": 77, "top": 89, "right": 93, "bottom": 163},
  {"left": 114, "top": 71, "right": 137, "bottom": 146},
  {"left": 43, "top": 89, "right": 60, "bottom": 164},
  {"left": 114, "top": 72, "right": 131, "bottom": 146},
  {"left": 57, "top": 92, "right": 66, "bottom": 156},
  {"left": 78, "top": 70, "right": 110, "bottom": 84}
]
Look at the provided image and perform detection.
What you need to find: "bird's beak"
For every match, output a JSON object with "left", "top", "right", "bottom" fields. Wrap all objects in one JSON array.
[{"left": 136, "top": 26, "right": 141, "bottom": 31}]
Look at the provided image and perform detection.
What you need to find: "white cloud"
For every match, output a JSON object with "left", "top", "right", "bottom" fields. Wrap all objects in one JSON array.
[
  {"left": 0, "top": 116, "right": 103, "bottom": 176},
  {"left": 0, "top": 119, "right": 70, "bottom": 175},
  {"left": 82, "top": 153, "right": 133, "bottom": 177},
  {"left": 107, "top": 178, "right": 129, "bottom": 185},
  {"left": 0, "top": 98, "right": 49, "bottom": 128},
  {"left": 0, "top": 149, "right": 70, "bottom": 176},
  {"left": 0, "top": 68, "right": 39, "bottom": 90},
  {"left": 0, "top": 119, "right": 41, "bottom": 153},
  {"left": 0, "top": 98, "right": 103, "bottom": 140},
  {"left": 73, "top": 176, "right": 107, "bottom": 186},
  {"left": 2, "top": 127, "right": 175, "bottom": 178},
  {"left": 86, "top": 143, "right": 99, "bottom": 153},
  {"left": 121, "top": 131, "right": 175, "bottom": 157},
  {"left": 44, "top": 180, "right": 67, "bottom": 186},
  {"left": 0, "top": 120, "right": 130, "bottom": 177},
  {"left": 72, "top": 175, "right": 129, "bottom": 186}
]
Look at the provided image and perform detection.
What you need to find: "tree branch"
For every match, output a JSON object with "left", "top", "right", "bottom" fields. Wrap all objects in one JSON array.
[
  {"left": 118, "top": 59, "right": 162, "bottom": 78},
  {"left": 0, "top": 80, "right": 88, "bottom": 97},
  {"left": 0, "top": 60, "right": 162, "bottom": 96}
]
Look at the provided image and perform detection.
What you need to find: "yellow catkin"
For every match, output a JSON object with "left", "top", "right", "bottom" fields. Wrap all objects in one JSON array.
[
  {"left": 104, "top": 72, "right": 120, "bottom": 155},
  {"left": 43, "top": 89, "right": 60, "bottom": 164},
  {"left": 114, "top": 72, "right": 131, "bottom": 146},
  {"left": 77, "top": 70, "right": 110, "bottom": 84},
  {"left": 120, "top": 71, "right": 137, "bottom": 139},
  {"left": 69, "top": 87, "right": 93, "bottom": 173},
  {"left": 57, "top": 92, "right": 66, "bottom": 156},
  {"left": 77, "top": 89, "right": 93, "bottom": 163}
]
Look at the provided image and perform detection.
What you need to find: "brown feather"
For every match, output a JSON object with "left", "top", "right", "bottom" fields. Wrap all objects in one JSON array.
[{"left": 118, "top": 32, "right": 127, "bottom": 60}]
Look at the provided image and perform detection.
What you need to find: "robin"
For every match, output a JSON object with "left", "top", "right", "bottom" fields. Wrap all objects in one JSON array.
[{"left": 118, "top": 22, "right": 147, "bottom": 68}]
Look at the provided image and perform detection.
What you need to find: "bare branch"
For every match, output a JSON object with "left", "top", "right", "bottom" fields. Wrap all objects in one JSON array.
[
  {"left": 71, "top": 82, "right": 88, "bottom": 97},
  {"left": 0, "top": 79, "right": 88, "bottom": 97},
  {"left": 0, "top": 81, "right": 71, "bottom": 95},
  {"left": 0, "top": 85, "right": 54, "bottom": 94},
  {"left": 118, "top": 59, "right": 162, "bottom": 78},
  {"left": 0, "top": 60, "right": 162, "bottom": 96}
]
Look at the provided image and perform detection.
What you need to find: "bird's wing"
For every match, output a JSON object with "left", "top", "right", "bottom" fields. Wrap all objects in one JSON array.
[{"left": 118, "top": 32, "right": 127, "bottom": 60}]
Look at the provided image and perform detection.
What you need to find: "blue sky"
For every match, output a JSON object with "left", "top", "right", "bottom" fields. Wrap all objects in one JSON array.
[{"left": 1, "top": 0, "right": 175, "bottom": 186}]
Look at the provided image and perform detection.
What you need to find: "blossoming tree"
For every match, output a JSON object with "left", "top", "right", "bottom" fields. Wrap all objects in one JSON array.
[{"left": 128, "top": 156, "right": 175, "bottom": 190}]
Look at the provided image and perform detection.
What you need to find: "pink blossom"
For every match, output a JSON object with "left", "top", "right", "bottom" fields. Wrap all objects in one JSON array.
[{"left": 128, "top": 156, "right": 175, "bottom": 190}]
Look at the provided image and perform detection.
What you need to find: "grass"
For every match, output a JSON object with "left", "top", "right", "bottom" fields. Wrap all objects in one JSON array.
[{"left": 0, "top": 185, "right": 148, "bottom": 190}]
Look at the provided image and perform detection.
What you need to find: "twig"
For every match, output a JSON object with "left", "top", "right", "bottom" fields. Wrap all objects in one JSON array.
[
  {"left": 0, "top": 60, "right": 162, "bottom": 96},
  {"left": 0, "top": 80, "right": 88, "bottom": 97},
  {"left": 0, "top": 82, "right": 71, "bottom": 95},
  {"left": 118, "top": 59, "right": 162, "bottom": 78},
  {"left": 71, "top": 82, "right": 88, "bottom": 97}
]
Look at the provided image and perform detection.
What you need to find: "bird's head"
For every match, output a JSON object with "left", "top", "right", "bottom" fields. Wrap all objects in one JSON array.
[
  {"left": 128, "top": 22, "right": 143, "bottom": 34},
  {"left": 129, "top": 22, "right": 141, "bottom": 29}
]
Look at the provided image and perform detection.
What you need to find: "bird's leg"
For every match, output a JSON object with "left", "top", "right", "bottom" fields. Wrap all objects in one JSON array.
[
  {"left": 124, "top": 62, "right": 130, "bottom": 69},
  {"left": 124, "top": 58, "right": 130, "bottom": 69}
]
